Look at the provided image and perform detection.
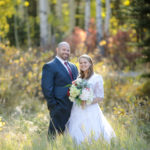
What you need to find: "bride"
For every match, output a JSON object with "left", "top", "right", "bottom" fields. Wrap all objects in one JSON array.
[{"left": 66, "top": 54, "right": 116, "bottom": 144}]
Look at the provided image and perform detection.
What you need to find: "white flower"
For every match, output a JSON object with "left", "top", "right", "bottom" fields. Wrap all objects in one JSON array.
[
  {"left": 69, "top": 96, "right": 75, "bottom": 102},
  {"left": 79, "top": 88, "right": 93, "bottom": 104}
]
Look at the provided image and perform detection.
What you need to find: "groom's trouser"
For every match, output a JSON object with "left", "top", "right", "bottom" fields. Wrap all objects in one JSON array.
[
  {"left": 47, "top": 100, "right": 72, "bottom": 139},
  {"left": 48, "top": 119, "right": 65, "bottom": 137},
  {"left": 48, "top": 112, "right": 69, "bottom": 138}
]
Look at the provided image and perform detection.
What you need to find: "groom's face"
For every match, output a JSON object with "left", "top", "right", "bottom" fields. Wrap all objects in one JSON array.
[{"left": 57, "top": 45, "right": 70, "bottom": 60}]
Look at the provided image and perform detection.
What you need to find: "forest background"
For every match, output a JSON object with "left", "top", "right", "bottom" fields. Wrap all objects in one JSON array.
[{"left": 0, "top": 0, "right": 150, "bottom": 149}]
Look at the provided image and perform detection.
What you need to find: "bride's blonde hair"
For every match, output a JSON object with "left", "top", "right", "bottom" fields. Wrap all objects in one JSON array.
[{"left": 79, "top": 54, "right": 94, "bottom": 79}]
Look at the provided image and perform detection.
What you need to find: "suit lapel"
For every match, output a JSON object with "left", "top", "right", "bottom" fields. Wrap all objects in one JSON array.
[{"left": 54, "top": 57, "right": 72, "bottom": 81}]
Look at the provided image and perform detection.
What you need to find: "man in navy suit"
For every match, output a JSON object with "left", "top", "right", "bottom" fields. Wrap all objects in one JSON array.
[{"left": 41, "top": 42, "right": 78, "bottom": 137}]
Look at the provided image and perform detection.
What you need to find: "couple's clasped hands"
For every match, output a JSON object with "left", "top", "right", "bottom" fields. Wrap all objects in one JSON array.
[
  {"left": 81, "top": 97, "right": 103, "bottom": 109},
  {"left": 81, "top": 100, "right": 86, "bottom": 109},
  {"left": 81, "top": 100, "right": 95, "bottom": 109}
]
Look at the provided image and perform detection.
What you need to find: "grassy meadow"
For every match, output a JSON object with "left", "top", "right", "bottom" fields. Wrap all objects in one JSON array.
[{"left": 0, "top": 44, "right": 150, "bottom": 150}]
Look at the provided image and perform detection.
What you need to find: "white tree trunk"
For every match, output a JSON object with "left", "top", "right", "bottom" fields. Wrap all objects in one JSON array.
[
  {"left": 69, "top": 0, "right": 75, "bottom": 33},
  {"left": 85, "top": 0, "right": 91, "bottom": 32},
  {"left": 96, "top": 0, "right": 104, "bottom": 55},
  {"left": 18, "top": 0, "right": 25, "bottom": 18},
  {"left": 39, "top": 0, "right": 50, "bottom": 50},
  {"left": 105, "top": 0, "right": 111, "bottom": 36},
  {"left": 47, "top": 1, "right": 51, "bottom": 45},
  {"left": 56, "top": 0, "right": 62, "bottom": 20},
  {"left": 26, "top": 8, "right": 31, "bottom": 48}
]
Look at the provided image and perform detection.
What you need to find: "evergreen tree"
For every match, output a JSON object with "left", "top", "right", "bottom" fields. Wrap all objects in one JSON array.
[{"left": 130, "top": 0, "right": 150, "bottom": 77}]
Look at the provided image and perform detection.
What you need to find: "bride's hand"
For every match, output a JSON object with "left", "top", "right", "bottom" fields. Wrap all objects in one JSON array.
[{"left": 81, "top": 101, "right": 86, "bottom": 109}]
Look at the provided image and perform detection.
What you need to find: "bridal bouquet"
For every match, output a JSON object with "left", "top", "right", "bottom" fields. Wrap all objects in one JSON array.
[{"left": 68, "top": 78, "right": 93, "bottom": 106}]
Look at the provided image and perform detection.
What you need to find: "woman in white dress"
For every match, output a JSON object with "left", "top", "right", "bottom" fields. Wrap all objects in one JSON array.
[{"left": 66, "top": 54, "right": 116, "bottom": 144}]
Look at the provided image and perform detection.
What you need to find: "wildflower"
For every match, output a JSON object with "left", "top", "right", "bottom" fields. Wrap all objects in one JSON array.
[{"left": 0, "top": 117, "right": 5, "bottom": 131}]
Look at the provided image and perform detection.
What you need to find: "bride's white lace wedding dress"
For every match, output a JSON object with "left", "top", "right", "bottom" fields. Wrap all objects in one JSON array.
[{"left": 66, "top": 73, "right": 116, "bottom": 144}]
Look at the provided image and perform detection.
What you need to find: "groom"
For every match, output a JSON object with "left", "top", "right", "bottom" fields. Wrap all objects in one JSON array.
[{"left": 41, "top": 42, "right": 78, "bottom": 137}]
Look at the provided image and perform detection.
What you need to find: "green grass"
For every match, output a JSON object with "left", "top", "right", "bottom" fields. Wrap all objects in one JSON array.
[{"left": 0, "top": 104, "right": 149, "bottom": 150}]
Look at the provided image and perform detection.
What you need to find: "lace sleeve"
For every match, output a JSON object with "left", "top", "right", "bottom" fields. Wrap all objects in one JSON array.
[{"left": 93, "top": 75, "right": 104, "bottom": 98}]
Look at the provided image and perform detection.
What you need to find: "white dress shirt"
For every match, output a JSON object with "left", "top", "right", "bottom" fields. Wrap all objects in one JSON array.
[{"left": 56, "top": 56, "right": 70, "bottom": 72}]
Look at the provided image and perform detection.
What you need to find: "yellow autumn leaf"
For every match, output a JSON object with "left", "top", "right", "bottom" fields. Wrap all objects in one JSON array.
[
  {"left": 37, "top": 113, "right": 44, "bottom": 118},
  {"left": 15, "top": 74, "right": 19, "bottom": 78},
  {"left": 0, "top": 122, "right": 3, "bottom": 127},
  {"left": 134, "top": 103, "right": 138, "bottom": 107},
  {"left": 110, "top": 3, "right": 114, "bottom": 8},
  {"left": 27, "top": 72, "right": 33, "bottom": 79},
  {"left": 17, "top": 0, "right": 21, "bottom": 5},
  {"left": 14, "top": 60, "right": 19, "bottom": 64},
  {"left": 99, "top": 40, "right": 106, "bottom": 46},
  {"left": 52, "top": 0, "right": 57, "bottom": 4},
  {"left": 33, "top": 64, "right": 37, "bottom": 69},
  {"left": 144, "top": 28, "right": 147, "bottom": 32},
  {"left": 24, "top": 1, "right": 29, "bottom": 7},
  {"left": 123, "top": 24, "right": 127, "bottom": 29},
  {"left": 123, "top": 0, "right": 130, "bottom": 6},
  {"left": 0, "top": 1, "right": 5, "bottom": 6},
  {"left": 101, "top": 12, "right": 105, "bottom": 18}
]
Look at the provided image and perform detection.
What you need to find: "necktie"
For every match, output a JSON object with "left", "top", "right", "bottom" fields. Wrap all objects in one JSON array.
[{"left": 64, "top": 62, "right": 73, "bottom": 80}]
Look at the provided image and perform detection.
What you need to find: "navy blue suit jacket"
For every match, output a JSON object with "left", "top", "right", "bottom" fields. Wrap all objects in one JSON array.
[{"left": 41, "top": 57, "right": 78, "bottom": 132}]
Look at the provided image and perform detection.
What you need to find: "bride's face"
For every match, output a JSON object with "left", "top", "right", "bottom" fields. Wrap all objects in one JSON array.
[{"left": 79, "top": 58, "right": 91, "bottom": 72}]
